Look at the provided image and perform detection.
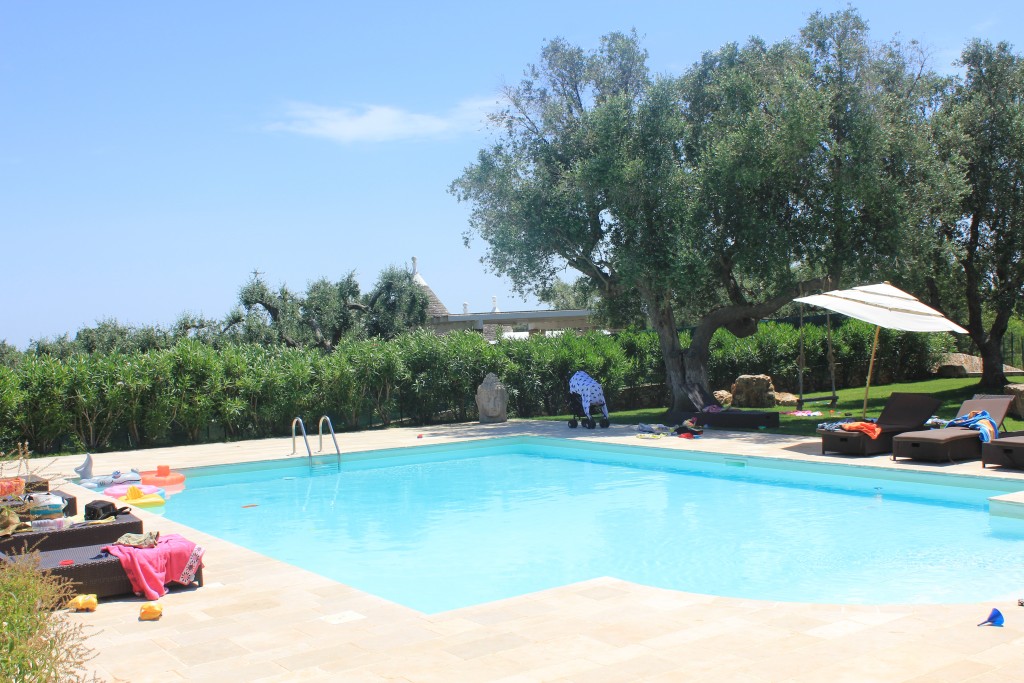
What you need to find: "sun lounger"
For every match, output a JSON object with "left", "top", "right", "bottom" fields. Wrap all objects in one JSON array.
[
  {"left": 981, "top": 432, "right": 1024, "bottom": 469},
  {"left": 891, "top": 396, "right": 1015, "bottom": 463},
  {"left": 665, "top": 409, "right": 780, "bottom": 430},
  {"left": 1, "top": 542, "right": 204, "bottom": 599},
  {"left": 818, "top": 392, "right": 941, "bottom": 456},
  {"left": 0, "top": 512, "right": 143, "bottom": 554}
]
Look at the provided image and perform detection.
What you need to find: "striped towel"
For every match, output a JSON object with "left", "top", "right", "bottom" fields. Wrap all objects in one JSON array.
[{"left": 945, "top": 410, "right": 999, "bottom": 443}]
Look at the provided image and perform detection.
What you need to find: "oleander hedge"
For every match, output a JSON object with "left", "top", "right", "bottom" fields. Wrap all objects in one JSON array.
[{"left": 0, "top": 321, "right": 952, "bottom": 455}]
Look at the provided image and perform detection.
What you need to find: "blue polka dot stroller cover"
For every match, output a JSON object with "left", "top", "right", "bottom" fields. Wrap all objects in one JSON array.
[{"left": 568, "top": 371, "right": 610, "bottom": 427}]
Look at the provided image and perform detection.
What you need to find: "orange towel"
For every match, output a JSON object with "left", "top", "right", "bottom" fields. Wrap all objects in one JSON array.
[{"left": 839, "top": 421, "right": 882, "bottom": 439}]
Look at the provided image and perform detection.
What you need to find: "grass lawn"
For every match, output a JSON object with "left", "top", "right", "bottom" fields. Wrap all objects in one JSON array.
[{"left": 541, "top": 376, "right": 1024, "bottom": 438}]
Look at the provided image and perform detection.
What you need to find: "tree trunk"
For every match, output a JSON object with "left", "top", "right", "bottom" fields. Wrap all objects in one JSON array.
[
  {"left": 644, "top": 291, "right": 691, "bottom": 412},
  {"left": 646, "top": 276, "right": 833, "bottom": 413},
  {"left": 977, "top": 336, "right": 1009, "bottom": 390},
  {"left": 642, "top": 289, "right": 715, "bottom": 412}
]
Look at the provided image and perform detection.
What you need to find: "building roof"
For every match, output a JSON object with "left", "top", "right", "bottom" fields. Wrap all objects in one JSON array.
[
  {"left": 411, "top": 256, "right": 448, "bottom": 317},
  {"left": 412, "top": 256, "right": 598, "bottom": 336}
]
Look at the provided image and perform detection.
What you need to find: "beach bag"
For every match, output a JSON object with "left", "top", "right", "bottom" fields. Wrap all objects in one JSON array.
[
  {"left": 25, "top": 492, "right": 67, "bottom": 519},
  {"left": 84, "top": 500, "right": 129, "bottom": 521}
]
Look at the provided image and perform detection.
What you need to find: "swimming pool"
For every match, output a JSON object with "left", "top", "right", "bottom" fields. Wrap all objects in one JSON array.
[{"left": 160, "top": 437, "right": 1024, "bottom": 613}]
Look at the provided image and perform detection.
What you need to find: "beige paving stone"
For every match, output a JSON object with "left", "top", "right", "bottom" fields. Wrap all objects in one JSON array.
[
  {"left": 904, "top": 658, "right": 996, "bottom": 683},
  {"left": 444, "top": 632, "right": 533, "bottom": 660},
  {"left": 46, "top": 421, "right": 1024, "bottom": 682}
]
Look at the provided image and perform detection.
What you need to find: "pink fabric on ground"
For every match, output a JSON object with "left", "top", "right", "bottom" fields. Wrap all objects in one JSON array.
[{"left": 103, "top": 533, "right": 205, "bottom": 600}]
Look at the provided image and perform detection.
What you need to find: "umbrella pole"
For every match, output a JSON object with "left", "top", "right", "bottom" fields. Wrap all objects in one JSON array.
[{"left": 862, "top": 325, "right": 881, "bottom": 419}]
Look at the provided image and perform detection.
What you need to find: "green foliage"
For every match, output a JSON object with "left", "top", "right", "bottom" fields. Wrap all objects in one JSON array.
[
  {"left": 0, "top": 554, "right": 95, "bottom": 682},
  {"left": 0, "top": 364, "right": 22, "bottom": 448},
  {"left": 615, "top": 327, "right": 665, "bottom": 387},
  {"left": 165, "top": 340, "right": 224, "bottom": 442},
  {"left": 363, "top": 266, "right": 429, "bottom": 340},
  {"left": 706, "top": 319, "right": 956, "bottom": 393},
  {"left": 393, "top": 330, "right": 498, "bottom": 424},
  {"left": 452, "top": 16, "right": 945, "bottom": 412},
  {"left": 0, "top": 320, "right": 970, "bottom": 454},
  {"left": 0, "top": 341, "right": 24, "bottom": 369},
  {"left": 925, "top": 39, "right": 1024, "bottom": 385},
  {"left": 15, "top": 355, "right": 72, "bottom": 454},
  {"left": 350, "top": 341, "right": 407, "bottom": 426},
  {"left": 709, "top": 322, "right": 801, "bottom": 391},
  {"left": 64, "top": 353, "right": 129, "bottom": 451},
  {"left": 316, "top": 342, "right": 365, "bottom": 430}
]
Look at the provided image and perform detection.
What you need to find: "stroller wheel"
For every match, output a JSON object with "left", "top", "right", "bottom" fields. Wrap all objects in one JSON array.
[
  {"left": 599, "top": 418, "right": 610, "bottom": 428},
  {"left": 586, "top": 418, "right": 596, "bottom": 429},
  {"left": 568, "top": 418, "right": 578, "bottom": 428}
]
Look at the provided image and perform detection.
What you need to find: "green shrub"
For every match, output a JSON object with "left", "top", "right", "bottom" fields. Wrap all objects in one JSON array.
[
  {"left": 614, "top": 327, "right": 665, "bottom": 387},
  {"left": 64, "top": 353, "right": 129, "bottom": 451},
  {"left": 0, "top": 319, "right": 966, "bottom": 453},
  {"left": 0, "top": 554, "right": 95, "bottom": 682},
  {"left": 15, "top": 355, "right": 72, "bottom": 454},
  {"left": 317, "top": 341, "right": 366, "bottom": 430}
]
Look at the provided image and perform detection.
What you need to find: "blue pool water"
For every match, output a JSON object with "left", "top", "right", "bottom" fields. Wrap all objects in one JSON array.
[{"left": 160, "top": 438, "right": 1024, "bottom": 613}]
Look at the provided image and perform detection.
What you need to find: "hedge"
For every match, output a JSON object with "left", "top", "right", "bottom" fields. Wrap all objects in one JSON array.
[{"left": 0, "top": 321, "right": 952, "bottom": 455}]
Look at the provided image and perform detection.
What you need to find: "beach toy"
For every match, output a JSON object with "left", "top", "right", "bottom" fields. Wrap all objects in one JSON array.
[
  {"left": 139, "top": 601, "right": 163, "bottom": 621},
  {"left": 75, "top": 454, "right": 142, "bottom": 489},
  {"left": 104, "top": 483, "right": 165, "bottom": 499},
  {"left": 978, "top": 608, "right": 1004, "bottom": 627},
  {"left": 118, "top": 485, "right": 165, "bottom": 508},
  {"left": 67, "top": 594, "right": 98, "bottom": 612},
  {"left": 140, "top": 465, "right": 185, "bottom": 490}
]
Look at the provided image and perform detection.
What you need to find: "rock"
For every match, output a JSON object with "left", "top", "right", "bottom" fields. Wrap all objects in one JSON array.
[
  {"left": 774, "top": 391, "right": 800, "bottom": 407},
  {"left": 730, "top": 374, "right": 776, "bottom": 408},
  {"left": 713, "top": 390, "right": 733, "bottom": 406},
  {"left": 935, "top": 364, "right": 969, "bottom": 378},
  {"left": 936, "top": 353, "right": 984, "bottom": 375},
  {"left": 475, "top": 373, "right": 509, "bottom": 424},
  {"left": 1005, "top": 384, "right": 1024, "bottom": 420}
]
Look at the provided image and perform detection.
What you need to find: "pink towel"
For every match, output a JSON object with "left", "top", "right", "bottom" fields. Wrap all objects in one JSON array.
[{"left": 103, "top": 533, "right": 205, "bottom": 600}]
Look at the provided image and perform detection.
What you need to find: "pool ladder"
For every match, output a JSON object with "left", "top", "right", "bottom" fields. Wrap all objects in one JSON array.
[{"left": 291, "top": 416, "right": 341, "bottom": 466}]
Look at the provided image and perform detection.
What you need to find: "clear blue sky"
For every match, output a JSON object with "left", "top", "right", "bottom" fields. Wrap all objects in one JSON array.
[{"left": 2, "top": 1, "right": 1021, "bottom": 349}]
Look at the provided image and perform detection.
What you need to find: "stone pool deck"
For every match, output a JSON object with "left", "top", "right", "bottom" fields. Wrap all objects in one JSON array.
[{"left": 23, "top": 420, "right": 1024, "bottom": 682}]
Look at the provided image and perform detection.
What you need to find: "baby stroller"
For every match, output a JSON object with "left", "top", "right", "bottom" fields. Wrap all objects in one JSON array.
[{"left": 567, "top": 370, "right": 610, "bottom": 429}]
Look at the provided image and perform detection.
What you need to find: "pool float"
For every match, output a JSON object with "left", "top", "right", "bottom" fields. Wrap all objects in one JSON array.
[
  {"left": 139, "top": 601, "right": 163, "bottom": 621},
  {"left": 74, "top": 453, "right": 142, "bottom": 489},
  {"left": 68, "top": 594, "right": 98, "bottom": 612},
  {"left": 104, "top": 483, "right": 165, "bottom": 499},
  {"left": 118, "top": 485, "right": 165, "bottom": 508},
  {"left": 140, "top": 465, "right": 185, "bottom": 487}
]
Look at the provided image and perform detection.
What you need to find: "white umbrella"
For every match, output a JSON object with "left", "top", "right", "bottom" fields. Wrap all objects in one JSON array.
[{"left": 794, "top": 283, "right": 967, "bottom": 417}]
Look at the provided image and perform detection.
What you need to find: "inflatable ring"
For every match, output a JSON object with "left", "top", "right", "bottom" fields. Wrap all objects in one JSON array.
[
  {"left": 140, "top": 465, "right": 185, "bottom": 487},
  {"left": 104, "top": 483, "right": 165, "bottom": 499},
  {"left": 118, "top": 485, "right": 165, "bottom": 507}
]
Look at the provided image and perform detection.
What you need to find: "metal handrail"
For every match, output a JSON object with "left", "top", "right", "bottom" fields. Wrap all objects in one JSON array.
[
  {"left": 291, "top": 417, "right": 312, "bottom": 459},
  {"left": 317, "top": 415, "right": 341, "bottom": 462}
]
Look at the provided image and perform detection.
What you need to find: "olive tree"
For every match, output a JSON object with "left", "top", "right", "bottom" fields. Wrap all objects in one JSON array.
[
  {"left": 453, "top": 17, "right": 934, "bottom": 411},
  {"left": 927, "top": 40, "right": 1024, "bottom": 388}
]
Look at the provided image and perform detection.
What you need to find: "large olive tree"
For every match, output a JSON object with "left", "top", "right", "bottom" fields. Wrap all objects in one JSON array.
[
  {"left": 453, "top": 14, "right": 936, "bottom": 411},
  {"left": 926, "top": 40, "right": 1024, "bottom": 388}
]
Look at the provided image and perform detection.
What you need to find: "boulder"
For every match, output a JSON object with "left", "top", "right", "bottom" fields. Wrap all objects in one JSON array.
[
  {"left": 730, "top": 374, "right": 776, "bottom": 409},
  {"left": 774, "top": 391, "right": 800, "bottom": 407},
  {"left": 1005, "top": 384, "right": 1024, "bottom": 420},
  {"left": 713, "top": 390, "right": 733, "bottom": 406}
]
